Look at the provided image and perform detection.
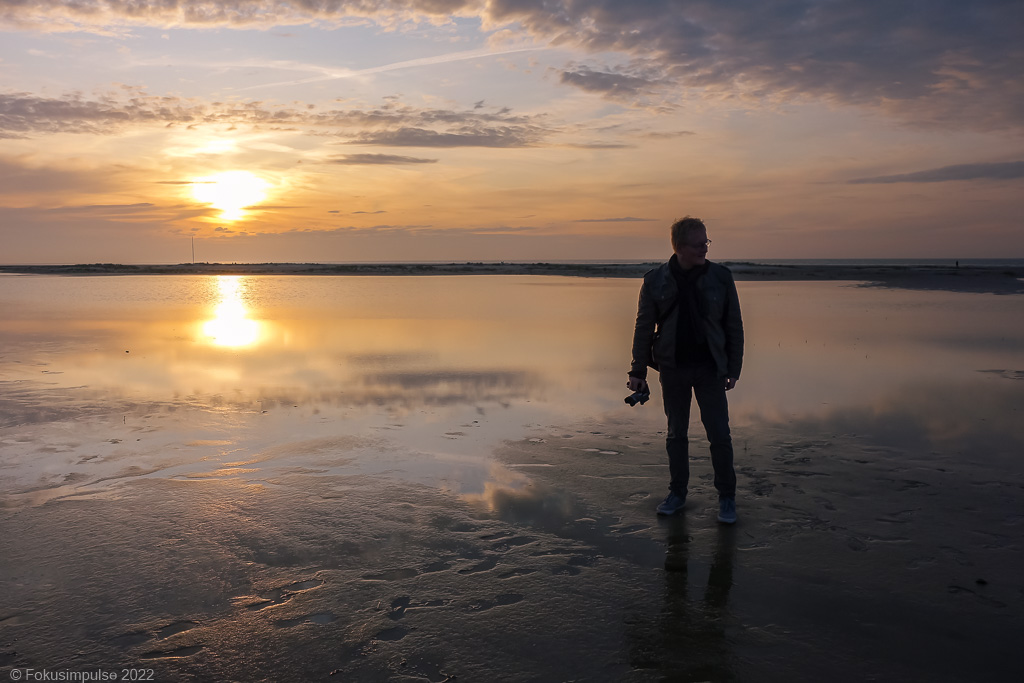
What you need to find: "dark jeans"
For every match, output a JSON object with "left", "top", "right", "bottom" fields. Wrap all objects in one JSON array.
[{"left": 659, "top": 360, "right": 736, "bottom": 499}]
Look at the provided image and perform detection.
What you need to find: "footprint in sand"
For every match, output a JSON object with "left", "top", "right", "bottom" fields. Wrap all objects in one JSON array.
[
  {"left": 274, "top": 613, "right": 338, "bottom": 628},
  {"left": 375, "top": 625, "right": 409, "bottom": 641},
  {"left": 387, "top": 596, "right": 412, "bottom": 620},
  {"left": 245, "top": 578, "right": 324, "bottom": 610}
]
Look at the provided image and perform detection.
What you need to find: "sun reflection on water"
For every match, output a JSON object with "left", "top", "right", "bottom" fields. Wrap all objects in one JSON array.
[{"left": 202, "top": 276, "right": 262, "bottom": 348}]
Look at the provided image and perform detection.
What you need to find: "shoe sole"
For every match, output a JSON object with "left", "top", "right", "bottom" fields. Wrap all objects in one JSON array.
[{"left": 717, "top": 515, "right": 737, "bottom": 524}]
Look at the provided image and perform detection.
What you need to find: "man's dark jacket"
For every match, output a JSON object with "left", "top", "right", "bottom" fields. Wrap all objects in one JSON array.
[{"left": 630, "top": 259, "right": 743, "bottom": 380}]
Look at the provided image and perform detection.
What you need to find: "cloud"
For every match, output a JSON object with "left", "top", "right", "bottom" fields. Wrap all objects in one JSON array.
[
  {"left": 0, "top": 90, "right": 210, "bottom": 136},
  {"left": 573, "top": 217, "right": 656, "bottom": 223},
  {"left": 328, "top": 153, "right": 438, "bottom": 164},
  {"left": 560, "top": 68, "right": 656, "bottom": 98},
  {"left": 47, "top": 203, "right": 155, "bottom": 214},
  {"left": 285, "top": 223, "right": 435, "bottom": 234},
  {"left": 850, "top": 161, "right": 1024, "bottom": 184},
  {"left": 0, "top": 90, "right": 551, "bottom": 146},
  {"left": 0, "top": 0, "right": 472, "bottom": 32},
  {"left": 494, "top": 0, "right": 1024, "bottom": 130},
  {"left": 2, "top": 2, "right": 1020, "bottom": 130},
  {"left": 641, "top": 131, "right": 696, "bottom": 139},
  {"left": 343, "top": 126, "right": 542, "bottom": 148},
  {"left": 467, "top": 225, "right": 542, "bottom": 234},
  {"left": 557, "top": 63, "right": 671, "bottom": 106},
  {"left": 562, "top": 142, "right": 632, "bottom": 149},
  {"left": 352, "top": 210, "right": 387, "bottom": 214}
]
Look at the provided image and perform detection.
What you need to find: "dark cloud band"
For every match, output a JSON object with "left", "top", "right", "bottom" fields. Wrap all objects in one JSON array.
[
  {"left": 0, "top": 92, "right": 547, "bottom": 145},
  {"left": 328, "top": 154, "right": 438, "bottom": 164},
  {"left": 850, "top": 161, "right": 1024, "bottom": 184}
]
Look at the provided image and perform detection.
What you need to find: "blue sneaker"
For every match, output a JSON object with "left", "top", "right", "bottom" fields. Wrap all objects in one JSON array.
[
  {"left": 656, "top": 492, "right": 686, "bottom": 516},
  {"left": 717, "top": 497, "right": 737, "bottom": 524}
]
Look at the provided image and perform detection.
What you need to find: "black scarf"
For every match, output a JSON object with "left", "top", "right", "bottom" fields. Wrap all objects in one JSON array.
[{"left": 669, "top": 255, "right": 710, "bottom": 360}]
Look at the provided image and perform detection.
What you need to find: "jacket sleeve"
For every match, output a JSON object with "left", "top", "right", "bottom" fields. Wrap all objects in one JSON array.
[
  {"left": 630, "top": 276, "right": 658, "bottom": 379},
  {"left": 723, "top": 270, "right": 744, "bottom": 379}
]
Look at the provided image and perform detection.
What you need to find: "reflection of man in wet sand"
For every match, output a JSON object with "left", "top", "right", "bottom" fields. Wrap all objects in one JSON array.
[
  {"left": 628, "top": 217, "right": 744, "bottom": 523},
  {"left": 626, "top": 517, "right": 736, "bottom": 678}
]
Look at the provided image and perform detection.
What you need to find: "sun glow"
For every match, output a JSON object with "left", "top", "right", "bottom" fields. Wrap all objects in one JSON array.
[
  {"left": 202, "top": 276, "right": 262, "bottom": 348},
  {"left": 190, "top": 171, "right": 269, "bottom": 221}
]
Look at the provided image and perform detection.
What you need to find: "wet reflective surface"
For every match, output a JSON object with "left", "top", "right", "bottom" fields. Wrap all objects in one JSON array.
[
  {"left": 0, "top": 274, "right": 642, "bottom": 503},
  {"left": 1, "top": 274, "right": 1022, "bottom": 681}
]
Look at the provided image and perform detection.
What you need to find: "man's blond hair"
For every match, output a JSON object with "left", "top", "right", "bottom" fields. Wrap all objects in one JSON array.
[{"left": 670, "top": 216, "right": 707, "bottom": 251}]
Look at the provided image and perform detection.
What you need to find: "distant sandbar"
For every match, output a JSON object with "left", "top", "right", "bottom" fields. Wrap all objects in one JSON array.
[{"left": 1, "top": 261, "right": 1021, "bottom": 294}]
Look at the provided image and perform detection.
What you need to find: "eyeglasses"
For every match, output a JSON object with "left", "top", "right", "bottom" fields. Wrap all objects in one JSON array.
[{"left": 685, "top": 239, "right": 711, "bottom": 250}]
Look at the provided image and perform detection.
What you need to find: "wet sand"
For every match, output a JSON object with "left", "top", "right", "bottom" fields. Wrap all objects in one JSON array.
[
  {"left": 2, "top": 261, "right": 1023, "bottom": 294},
  {"left": 2, "top": 411, "right": 1021, "bottom": 681},
  {"left": 2, "top": 275, "right": 1022, "bottom": 681}
]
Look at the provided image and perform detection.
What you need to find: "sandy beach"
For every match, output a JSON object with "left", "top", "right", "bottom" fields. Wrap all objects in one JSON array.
[
  {"left": 1, "top": 273, "right": 1021, "bottom": 682},
  {"left": 2, "top": 413, "right": 1020, "bottom": 681}
]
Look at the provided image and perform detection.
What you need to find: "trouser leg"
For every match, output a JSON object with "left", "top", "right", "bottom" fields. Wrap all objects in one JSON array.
[
  {"left": 693, "top": 364, "right": 736, "bottom": 499},
  {"left": 659, "top": 367, "right": 694, "bottom": 495}
]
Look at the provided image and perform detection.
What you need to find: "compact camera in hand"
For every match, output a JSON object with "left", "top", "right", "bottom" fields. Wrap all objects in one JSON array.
[{"left": 624, "top": 389, "right": 650, "bottom": 407}]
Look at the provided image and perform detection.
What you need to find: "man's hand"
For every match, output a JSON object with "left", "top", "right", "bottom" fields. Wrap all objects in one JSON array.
[
  {"left": 725, "top": 377, "right": 737, "bottom": 391},
  {"left": 627, "top": 376, "right": 649, "bottom": 393}
]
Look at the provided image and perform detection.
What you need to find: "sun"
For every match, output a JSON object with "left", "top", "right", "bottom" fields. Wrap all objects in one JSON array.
[{"left": 191, "top": 170, "right": 269, "bottom": 221}]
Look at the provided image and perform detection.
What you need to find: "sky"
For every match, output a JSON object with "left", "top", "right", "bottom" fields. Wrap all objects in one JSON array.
[{"left": 1, "top": 0, "right": 1022, "bottom": 264}]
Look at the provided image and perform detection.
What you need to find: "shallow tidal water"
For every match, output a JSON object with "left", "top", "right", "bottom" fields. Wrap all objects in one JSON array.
[{"left": 1, "top": 274, "right": 1022, "bottom": 681}]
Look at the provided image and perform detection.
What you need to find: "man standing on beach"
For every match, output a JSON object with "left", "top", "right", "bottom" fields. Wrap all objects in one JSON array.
[{"left": 628, "top": 217, "right": 744, "bottom": 523}]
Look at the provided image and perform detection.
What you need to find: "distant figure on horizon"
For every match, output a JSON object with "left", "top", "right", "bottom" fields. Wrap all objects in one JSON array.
[{"left": 627, "top": 217, "right": 744, "bottom": 523}]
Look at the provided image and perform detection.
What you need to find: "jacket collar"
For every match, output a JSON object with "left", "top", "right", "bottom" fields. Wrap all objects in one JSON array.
[{"left": 669, "top": 254, "right": 710, "bottom": 281}]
